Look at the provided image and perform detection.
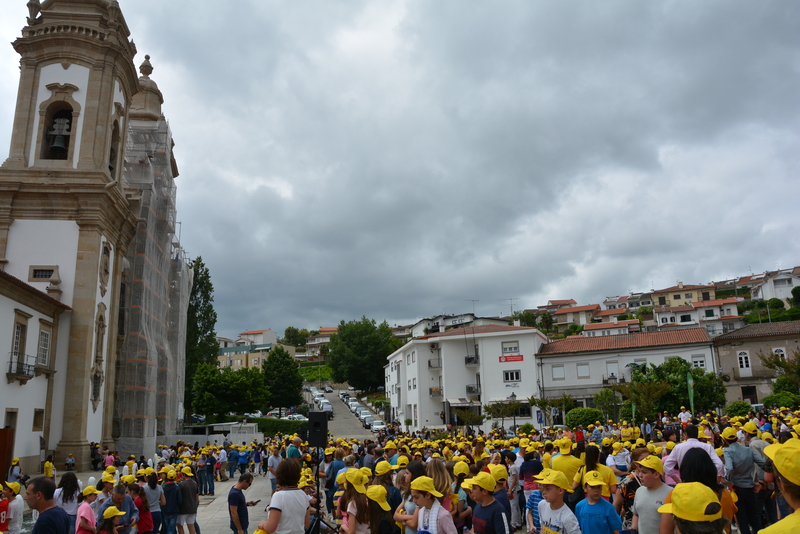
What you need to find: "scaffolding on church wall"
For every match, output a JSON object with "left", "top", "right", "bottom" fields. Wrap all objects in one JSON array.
[{"left": 114, "top": 119, "right": 191, "bottom": 457}]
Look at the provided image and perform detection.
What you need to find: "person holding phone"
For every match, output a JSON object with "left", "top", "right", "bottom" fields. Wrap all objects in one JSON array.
[{"left": 229, "top": 473, "right": 258, "bottom": 534}]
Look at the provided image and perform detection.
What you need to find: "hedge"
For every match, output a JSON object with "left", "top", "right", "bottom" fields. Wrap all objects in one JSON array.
[
  {"left": 225, "top": 415, "right": 307, "bottom": 435},
  {"left": 565, "top": 407, "right": 604, "bottom": 429}
]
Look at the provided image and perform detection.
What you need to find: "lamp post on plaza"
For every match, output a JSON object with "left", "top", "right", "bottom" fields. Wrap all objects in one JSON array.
[
  {"left": 510, "top": 392, "right": 517, "bottom": 432},
  {"left": 608, "top": 373, "right": 619, "bottom": 423}
]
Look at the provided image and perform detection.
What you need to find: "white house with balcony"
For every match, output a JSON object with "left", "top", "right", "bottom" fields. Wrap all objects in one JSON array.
[
  {"left": 385, "top": 325, "right": 548, "bottom": 432},
  {"left": 751, "top": 267, "right": 800, "bottom": 303},
  {"left": 536, "top": 328, "right": 714, "bottom": 418}
]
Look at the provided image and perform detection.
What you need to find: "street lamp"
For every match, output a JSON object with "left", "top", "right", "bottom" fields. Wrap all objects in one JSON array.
[
  {"left": 510, "top": 392, "right": 517, "bottom": 433},
  {"left": 608, "top": 373, "right": 618, "bottom": 423}
]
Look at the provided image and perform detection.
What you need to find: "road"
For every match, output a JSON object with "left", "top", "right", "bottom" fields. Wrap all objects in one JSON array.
[{"left": 305, "top": 389, "right": 376, "bottom": 440}]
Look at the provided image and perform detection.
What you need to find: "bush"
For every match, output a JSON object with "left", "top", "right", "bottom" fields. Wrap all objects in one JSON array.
[
  {"left": 725, "top": 401, "right": 753, "bottom": 418},
  {"left": 518, "top": 423, "right": 535, "bottom": 435},
  {"left": 767, "top": 298, "right": 785, "bottom": 309},
  {"left": 773, "top": 375, "right": 799, "bottom": 395},
  {"left": 252, "top": 417, "right": 307, "bottom": 436},
  {"left": 564, "top": 407, "right": 604, "bottom": 429},
  {"left": 762, "top": 392, "right": 800, "bottom": 410}
]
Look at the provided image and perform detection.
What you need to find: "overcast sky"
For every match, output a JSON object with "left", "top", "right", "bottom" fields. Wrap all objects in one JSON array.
[{"left": 1, "top": 1, "right": 798, "bottom": 339}]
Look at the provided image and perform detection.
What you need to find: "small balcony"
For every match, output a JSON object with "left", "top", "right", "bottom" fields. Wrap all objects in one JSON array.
[
  {"left": 428, "top": 358, "right": 442, "bottom": 369},
  {"left": 465, "top": 355, "right": 480, "bottom": 366},
  {"left": 7, "top": 352, "right": 36, "bottom": 385},
  {"left": 429, "top": 387, "right": 443, "bottom": 397},
  {"left": 601, "top": 374, "right": 626, "bottom": 386},
  {"left": 466, "top": 384, "right": 481, "bottom": 395}
]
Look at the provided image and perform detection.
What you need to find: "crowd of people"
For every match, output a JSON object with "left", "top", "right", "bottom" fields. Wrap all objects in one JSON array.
[{"left": 5, "top": 404, "right": 800, "bottom": 534}]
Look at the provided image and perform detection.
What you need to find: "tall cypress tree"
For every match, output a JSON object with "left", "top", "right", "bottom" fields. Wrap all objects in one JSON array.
[{"left": 184, "top": 256, "right": 220, "bottom": 416}]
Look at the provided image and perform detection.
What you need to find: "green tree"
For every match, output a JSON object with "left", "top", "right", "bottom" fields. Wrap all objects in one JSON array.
[
  {"left": 630, "top": 357, "right": 727, "bottom": 415},
  {"left": 529, "top": 396, "right": 554, "bottom": 426},
  {"left": 565, "top": 408, "right": 604, "bottom": 429},
  {"left": 452, "top": 408, "right": 487, "bottom": 429},
  {"left": 564, "top": 324, "right": 584, "bottom": 336},
  {"left": 484, "top": 401, "right": 522, "bottom": 430},
  {"left": 184, "top": 257, "right": 220, "bottom": 416},
  {"left": 282, "top": 326, "right": 310, "bottom": 346},
  {"left": 593, "top": 389, "right": 617, "bottom": 421},
  {"left": 538, "top": 312, "right": 554, "bottom": 333},
  {"left": 263, "top": 345, "right": 303, "bottom": 416},
  {"left": 762, "top": 391, "right": 800, "bottom": 409},
  {"left": 760, "top": 349, "right": 800, "bottom": 392},
  {"left": 791, "top": 286, "right": 800, "bottom": 307},
  {"left": 192, "top": 364, "right": 269, "bottom": 418},
  {"left": 327, "top": 316, "right": 402, "bottom": 390},
  {"left": 610, "top": 380, "right": 671, "bottom": 424},
  {"left": 511, "top": 310, "right": 538, "bottom": 327},
  {"left": 552, "top": 393, "right": 575, "bottom": 422},
  {"left": 773, "top": 375, "right": 800, "bottom": 395},
  {"left": 725, "top": 400, "right": 753, "bottom": 418},
  {"left": 635, "top": 306, "right": 653, "bottom": 319}
]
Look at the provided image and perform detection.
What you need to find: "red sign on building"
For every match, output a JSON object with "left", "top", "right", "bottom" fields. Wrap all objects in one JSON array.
[{"left": 499, "top": 355, "right": 523, "bottom": 362}]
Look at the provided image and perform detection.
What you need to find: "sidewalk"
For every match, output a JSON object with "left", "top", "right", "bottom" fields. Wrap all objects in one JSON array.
[{"left": 47, "top": 469, "right": 276, "bottom": 531}]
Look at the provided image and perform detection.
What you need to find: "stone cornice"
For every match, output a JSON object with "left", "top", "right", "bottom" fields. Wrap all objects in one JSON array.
[{"left": 0, "top": 169, "right": 137, "bottom": 247}]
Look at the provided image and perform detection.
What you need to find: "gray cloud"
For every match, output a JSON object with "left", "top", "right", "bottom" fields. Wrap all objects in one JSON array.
[{"left": 0, "top": 0, "right": 797, "bottom": 337}]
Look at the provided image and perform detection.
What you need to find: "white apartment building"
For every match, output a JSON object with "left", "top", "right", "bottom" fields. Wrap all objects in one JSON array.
[
  {"left": 583, "top": 319, "right": 641, "bottom": 337},
  {"left": 385, "top": 325, "right": 548, "bottom": 433},
  {"left": 751, "top": 267, "right": 800, "bottom": 302},
  {"left": 654, "top": 298, "right": 743, "bottom": 337},
  {"left": 537, "top": 328, "right": 714, "bottom": 413}
]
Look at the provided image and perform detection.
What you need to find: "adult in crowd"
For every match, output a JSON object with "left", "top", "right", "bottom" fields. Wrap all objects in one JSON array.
[
  {"left": 663, "top": 425, "right": 725, "bottom": 483},
  {"left": 176, "top": 467, "right": 199, "bottom": 534},
  {"left": 26, "top": 477, "right": 70, "bottom": 534},
  {"left": 95, "top": 483, "right": 139, "bottom": 534},
  {"left": 229, "top": 472, "right": 257, "bottom": 534}
]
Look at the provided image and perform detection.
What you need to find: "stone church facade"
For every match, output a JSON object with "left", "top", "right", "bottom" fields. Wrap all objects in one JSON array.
[{"left": 0, "top": 0, "right": 190, "bottom": 471}]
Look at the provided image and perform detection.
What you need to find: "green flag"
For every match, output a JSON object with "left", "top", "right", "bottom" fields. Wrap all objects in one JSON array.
[{"left": 687, "top": 371, "right": 695, "bottom": 415}]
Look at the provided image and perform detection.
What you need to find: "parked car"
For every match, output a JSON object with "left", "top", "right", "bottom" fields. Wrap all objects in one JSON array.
[
  {"left": 191, "top": 414, "right": 205, "bottom": 423},
  {"left": 357, "top": 408, "right": 371, "bottom": 421},
  {"left": 321, "top": 404, "right": 333, "bottom": 419},
  {"left": 282, "top": 414, "right": 308, "bottom": 421},
  {"left": 243, "top": 411, "right": 263, "bottom": 418},
  {"left": 349, "top": 403, "right": 361, "bottom": 413},
  {"left": 324, "top": 385, "right": 333, "bottom": 393},
  {"left": 348, "top": 386, "right": 355, "bottom": 391},
  {"left": 363, "top": 416, "right": 375, "bottom": 429},
  {"left": 371, "top": 421, "right": 386, "bottom": 432}
]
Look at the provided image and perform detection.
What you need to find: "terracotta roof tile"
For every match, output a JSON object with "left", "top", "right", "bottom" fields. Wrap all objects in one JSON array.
[
  {"left": 593, "top": 307, "right": 629, "bottom": 317},
  {"left": 549, "top": 299, "right": 577, "bottom": 305},
  {"left": 239, "top": 329, "right": 268, "bottom": 335},
  {"left": 417, "top": 324, "right": 538, "bottom": 340},
  {"left": 583, "top": 320, "right": 639, "bottom": 331},
  {"left": 654, "top": 283, "right": 714, "bottom": 293},
  {"left": 539, "top": 328, "right": 710, "bottom": 355},
  {"left": 713, "top": 321, "right": 800, "bottom": 341},
  {"left": 691, "top": 298, "right": 740, "bottom": 308},
  {"left": 553, "top": 304, "right": 601, "bottom": 315},
  {"left": 654, "top": 305, "right": 695, "bottom": 313}
]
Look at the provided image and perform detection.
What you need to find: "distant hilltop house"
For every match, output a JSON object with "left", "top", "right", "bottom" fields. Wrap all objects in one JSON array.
[
  {"left": 216, "top": 329, "right": 294, "bottom": 369},
  {"left": 306, "top": 327, "right": 338, "bottom": 359}
]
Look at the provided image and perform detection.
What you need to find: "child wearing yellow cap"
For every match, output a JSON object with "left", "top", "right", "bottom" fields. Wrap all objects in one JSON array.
[
  {"left": 409, "top": 477, "right": 456, "bottom": 534},
  {"left": 574, "top": 471, "right": 621, "bottom": 534},
  {"left": 535, "top": 471, "right": 580, "bottom": 534},
  {"left": 631, "top": 455, "right": 671, "bottom": 534},
  {"left": 462, "top": 472, "right": 511, "bottom": 534}
]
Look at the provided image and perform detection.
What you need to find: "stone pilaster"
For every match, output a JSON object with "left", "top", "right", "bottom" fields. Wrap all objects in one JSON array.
[{"left": 55, "top": 223, "right": 102, "bottom": 471}]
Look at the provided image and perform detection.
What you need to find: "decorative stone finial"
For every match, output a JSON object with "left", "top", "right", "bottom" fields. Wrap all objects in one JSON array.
[
  {"left": 139, "top": 55, "right": 153, "bottom": 77},
  {"left": 27, "top": 0, "right": 41, "bottom": 25}
]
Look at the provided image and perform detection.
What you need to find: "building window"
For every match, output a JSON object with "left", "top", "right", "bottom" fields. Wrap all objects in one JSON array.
[
  {"left": 673, "top": 294, "right": 681, "bottom": 300},
  {"left": 503, "top": 370, "right": 521, "bottom": 382},
  {"left": 577, "top": 363, "right": 590, "bottom": 378},
  {"left": 773, "top": 347, "right": 787, "bottom": 360},
  {"left": 661, "top": 318, "right": 668, "bottom": 324},
  {"left": 552, "top": 366, "right": 565, "bottom": 380},
  {"left": 29, "top": 265, "right": 60, "bottom": 282},
  {"left": 658, "top": 296, "right": 667, "bottom": 305},
  {"left": 705, "top": 309, "right": 715, "bottom": 317},
  {"left": 692, "top": 356, "right": 705, "bottom": 369},
  {"left": 670, "top": 317, "right": 675, "bottom": 323},
  {"left": 412, "top": 351, "right": 415, "bottom": 363},
  {"left": 408, "top": 380, "right": 411, "bottom": 391},
  {"left": 32, "top": 409, "right": 45, "bottom": 431},
  {"left": 685, "top": 293, "right": 693, "bottom": 298},
  {"left": 412, "top": 378, "right": 416, "bottom": 389},
  {"left": 606, "top": 361, "right": 619, "bottom": 379},
  {"left": 513, "top": 404, "right": 532, "bottom": 418},
  {"left": 502, "top": 341, "right": 519, "bottom": 354},
  {"left": 706, "top": 325, "right": 716, "bottom": 335},
  {"left": 252, "top": 357, "right": 259, "bottom": 365},
  {"left": 738, "top": 351, "right": 750, "bottom": 369},
  {"left": 37, "top": 324, "right": 51, "bottom": 366},
  {"left": 680, "top": 315, "right": 692, "bottom": 323}
]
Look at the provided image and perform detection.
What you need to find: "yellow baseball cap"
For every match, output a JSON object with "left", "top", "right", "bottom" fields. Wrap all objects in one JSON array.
[
  {"left": 366, "top": 484, "right": 391, "bottom": 511},
  {"left": 635, "top": 455, "right": 664, "bottom": 474},
  {"left": 658, "top": 482, "right": 722, "bottom": 522},
  {"left": 181, "top": 467, "right": 194, "bottom": 477},
  {"left": 536, "top": 470, "right": 573, "bottom": 493},
  {"left": 82, "top": 485, "right": 102, "bottom": 496},
  {"left": 558, "top": 438, "right": 572, "bottom": 455},
  {"left": 101, "top": 474, "right": 116, "bottom": 484},
  {"left": 411, "top": 476, "right": 443, "bottom": 497},
  {"left": 103, "top": 506, "right": 127, "bottom": 519},
  {"left": 453, "top": 461, "right": 470, "bottom": 477},
  {"left": 336, "top": 471, "right": 347, "bottom": 485},
  {"left": 721, "top": 427, "right": 738, "bottom": 441},
  {"left": 167, "top": 470, "right": 177, "bottom": 480},
  {"left": 375, "top": 461, "right": 396, "bottom": 476},
  {"left": 765, "top": 438, "right": 800, "bottom": 486},
  {"left": 762, "top": 432, "right": 774, "bottom": 443},
  {"left": 488, "top": 464, "right": 508, "bottom": 483},
  {"left": 395, "top": 456, "right": 409, "bottom": 468},
  {"left": 462, "top": 472, "right": 495, "bottom": 492},
  {"left": 582, "top": 471, "right": 607, "bottom": 486},
  {"left": 11, "top": 458, "right": 19, "bottom": 465},
  {"left": 743, "top": 421, "right": 759, "bottom": 434},
  {"left": 121, "top": 475, "right": 136, "bottom": 485},
  {"left": 4, "top": 482, "right": 20, "bottom": 495},
  {"left": 345, "top": 468, "right": 367, "bottom": 493}
]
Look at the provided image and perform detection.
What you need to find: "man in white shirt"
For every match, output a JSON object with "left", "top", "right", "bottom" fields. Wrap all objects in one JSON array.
[
  {"left": 678, "top": 406, "right": 693, "bottom": 429},
  {"left": 218, "top": 448, "right": 229, "bottom": 481},
  {"left": 267, "top": 448, "right": 282, "bottom": 494}
]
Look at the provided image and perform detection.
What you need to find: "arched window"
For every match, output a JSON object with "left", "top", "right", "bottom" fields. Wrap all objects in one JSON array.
[{"left": 41, "top": 102, "right": 73, "bottom": 160}]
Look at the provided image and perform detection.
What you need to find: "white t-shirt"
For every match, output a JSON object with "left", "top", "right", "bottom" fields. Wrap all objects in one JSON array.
[
  {"left": 632, "top": 483, "right": 672, "bottom": 534},
  {"left": 54, "top": 488, "right": 82, "bottom": 515},
  {"left": 269, "top": 488, "right": 309, "bottom": 534},
  {"left": 678, "top": 411, "right": 692, "bottom": 423},
  {"left": 537, "top": 501, "right": 581, "bottom": 534},
  {"left": 7, "top": 494, "right": 24, "bottom": 534},
  {"left": 267, "top": 455, "right": 282, "bottom": 480}
]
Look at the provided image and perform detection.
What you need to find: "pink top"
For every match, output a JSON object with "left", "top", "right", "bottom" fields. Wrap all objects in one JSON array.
[
  {"left": 104, "top": 455, "right": 116, "bottom": 467},
  {"left": 76, "top": 502, "right": 95, "bottom": 534}
]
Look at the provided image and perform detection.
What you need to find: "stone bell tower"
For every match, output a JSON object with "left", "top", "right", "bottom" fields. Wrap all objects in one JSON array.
[{"left": 0, "top": 0, "right": 141, "bottom": 469}]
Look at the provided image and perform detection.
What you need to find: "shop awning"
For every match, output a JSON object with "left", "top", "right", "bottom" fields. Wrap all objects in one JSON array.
[{"left": 447, "top": 398, "right": 472, "bottom": 406}]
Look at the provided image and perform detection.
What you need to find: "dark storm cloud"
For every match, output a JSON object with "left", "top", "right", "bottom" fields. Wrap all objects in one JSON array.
[{"left": 0, "top": 1, "right": 797, "bottom": 337}]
